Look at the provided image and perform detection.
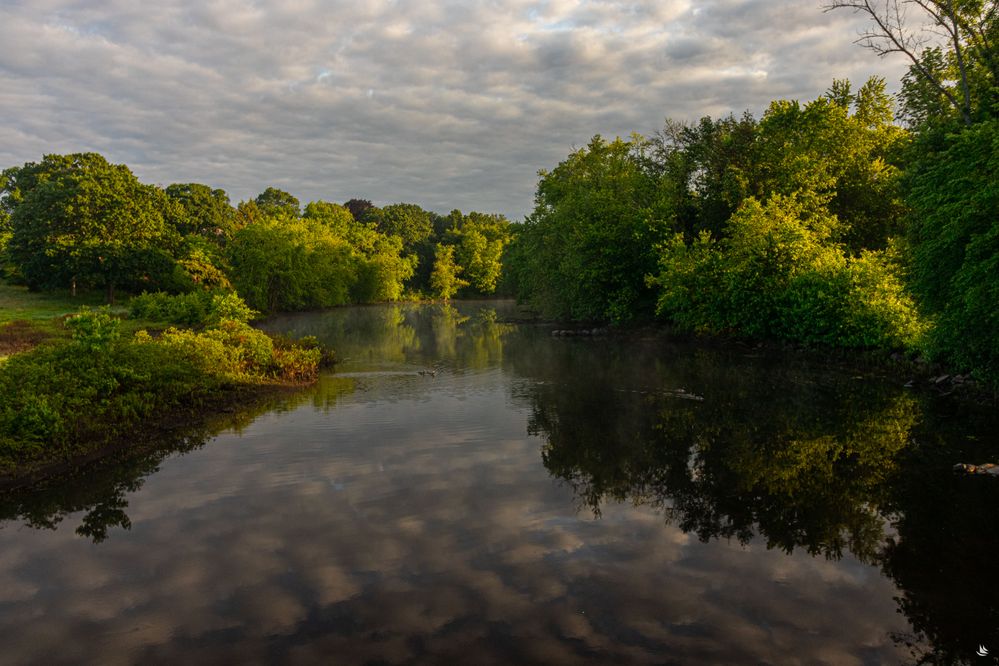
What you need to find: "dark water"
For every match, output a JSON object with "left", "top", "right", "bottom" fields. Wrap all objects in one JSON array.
[{"left": 2, "top": 301, "right": 998, "bottom": 665}]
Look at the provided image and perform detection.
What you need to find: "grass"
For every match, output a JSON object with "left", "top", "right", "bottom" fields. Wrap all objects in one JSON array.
[
  {"left": 0, "top": 282, "right": 156, "bottom": 360},
  {"left": 0, "top": 282, "right": 122, "bottom": 325}
]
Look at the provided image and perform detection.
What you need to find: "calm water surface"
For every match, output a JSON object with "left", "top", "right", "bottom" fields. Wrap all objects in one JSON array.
[{"left": 1, "top": 301, "right": 998, "bottom": 665}]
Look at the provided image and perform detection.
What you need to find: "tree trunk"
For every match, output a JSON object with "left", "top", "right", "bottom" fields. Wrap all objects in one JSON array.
[
  {"left": 70, "top": 276, "right": 77, "bottom": 297},
  {"left": 946, "top": 0, "right": 974, "bottom": 125},
  {"left": 106, "top": 282, "right": 115, "bottom": 305}
]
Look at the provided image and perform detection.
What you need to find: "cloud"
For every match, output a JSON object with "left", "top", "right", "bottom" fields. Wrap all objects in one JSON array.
[{"left": 0, "top": 1, "right": 909, "bottom": 221}]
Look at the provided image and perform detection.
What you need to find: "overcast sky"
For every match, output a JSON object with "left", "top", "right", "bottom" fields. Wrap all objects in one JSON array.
[{"left": 0, "top": 0, "right": 909, "bottom": 220}]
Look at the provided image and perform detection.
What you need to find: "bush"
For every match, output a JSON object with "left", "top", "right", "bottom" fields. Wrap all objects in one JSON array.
[
  {"left": 129, "top": 290, "right": 256, "bottom": 326},
  {"left": 0, "top": 307, "right": 323, "bottom": 470},
  {"left": 652, "top": 196, "right": 925, "bottom": 349}
]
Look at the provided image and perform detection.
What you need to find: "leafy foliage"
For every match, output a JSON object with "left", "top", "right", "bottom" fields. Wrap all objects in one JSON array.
[
  {"left": 511, "top": 135, "right": 670, "bottom": 322},
  {"left": 430, "top": 244, "right": 467, "bottom": 299},
  {"left": 906, "top": 119, "right": 999, "bottom": 383},
  {"left": 129, "top": 290, "right": 256, "bottom": 326},
  {"left": 652, "top": 196, "right": 925, "bottom": 349},
  {"left": 5, "top": 153, "right": 180, "bottom": 301},
  {"left": 0, "top": 308, "right": 322, "bottom": 469},
  {"left": 165, "top": 183, "right": 238, "bottom": 241}
]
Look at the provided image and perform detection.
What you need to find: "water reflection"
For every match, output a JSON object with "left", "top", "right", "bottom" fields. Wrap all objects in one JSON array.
[
  {"left": 0, "top": 302, "right": 996, "bottom": 664},
  {"left": 0, "top": 390, "right": 317, "bottom": 543},
  {"left": 509, "top": 332, "right": 999, "bottom": 663}
]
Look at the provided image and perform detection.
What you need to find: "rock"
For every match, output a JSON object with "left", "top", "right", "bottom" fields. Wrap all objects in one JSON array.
[{"left": 954, "top": 462, "right": 999, "bottom": 476}]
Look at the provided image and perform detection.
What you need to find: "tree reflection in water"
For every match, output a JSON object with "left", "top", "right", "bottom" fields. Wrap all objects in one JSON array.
[{"left": 509, "top": 331, "right": 999, "bottom": 664}]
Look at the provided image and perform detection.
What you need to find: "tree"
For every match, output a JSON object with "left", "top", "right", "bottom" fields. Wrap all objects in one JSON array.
[
  {"left": 753, "top": 78, "right": 908, "bottom": 251},
  {"left": 371, "top": 203, "right": 433, "bottom": 251},
  {"left": 304, "top": 200, "right": 415, "bottom": 302},
  {"left": 430, "top": 244, "right": 467, "bottom": 300},
  {"left": 7, "top": 153, "right": 177, "bottom": 302},
  {"left": 905, "top": 119, "right": 999, "bottom": 382},
  {"left": 825, "top": 0, "right": 999, "bottom": 125},
  {"left": 449, "top": 212, "right": 511, "bottom": 294},
  {"left": 254, "top": 187, "right": 300, "bottom": 217},
  {"left": 227, "top": 218, "right": 356, "bottom": 313},
  {"left": 343, "top": 198, "right": 374, "bottom": 221},
  {"left": 512, "top": 135, "right": 673, "bottom": 322},
  {"left": 165, "top": 183, "right": 238, "bottom": 241}
]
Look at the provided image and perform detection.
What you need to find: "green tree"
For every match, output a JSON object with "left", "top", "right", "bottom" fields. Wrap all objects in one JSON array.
[
  {"left": 652, "top": 195, "right": 924, "bottom": 349},
  {"left": 753, "top": 79, "right": 908, "bottom": 251},
  {"left": 512, "top": 135, "right": 669, "bottom": 322},
  {"left": 165, "top": 183, "right": 238, "bottom": 241},
  {"left": 430, "top": 244, "right": 467, "bottom": 300},
  {"left": 227, "top": 218, "right": 356, "bottom": 313},
  {"left": 304, "top": 200, "right": 415, "bottom": 301},
  {"left": 449, "top": 212, "right": 510, "bottom": 294},
  {"left": 906, "top": 119, "right": 999, "bottom": 383},
  {"left": 372, "top": 203, "right": 433, "bottom": 251},
  {"left": 254, "top": 187, "right": 300, "bottom": 218},
  {"left": 6, "top": 153, "right": 178, "bottom": 302}
]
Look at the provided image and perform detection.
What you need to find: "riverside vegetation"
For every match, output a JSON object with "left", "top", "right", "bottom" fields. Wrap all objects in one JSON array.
[
  {"left": 0, "top": 162, "right": 514, "bottom": 477},
  {"left": 1, "top": 1, "right": 997, "bottom": 473},
  {"left": 506, "top": 1, "right": 998, "bottom": 391}
]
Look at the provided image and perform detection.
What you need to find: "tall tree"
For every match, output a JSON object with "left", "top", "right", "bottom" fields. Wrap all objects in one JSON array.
[
  {"left": 7, "top": 153, "right": 177, "bottom": 302},
  {"left": 430, "top": 244, "right": 467, "bottom": 300},
  {"left": 825, "top": 0, "right": 999, "bottom": 125},
  {"left": 343, "top": 198, "right": 374, "bottom": 222},
  {"left": 165, "top": 183, "right": 238, "bottom": 241},
  {"left": 512, "top": 135, "right": 669, "bottom": 322},
  {"left": 254, "top": 187, "right": 300, "bottom": 218}
]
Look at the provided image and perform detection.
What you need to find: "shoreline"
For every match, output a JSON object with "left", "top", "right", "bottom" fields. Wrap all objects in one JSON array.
[{"left": 0, "top": 380, "right": 311, "bottom": 491}]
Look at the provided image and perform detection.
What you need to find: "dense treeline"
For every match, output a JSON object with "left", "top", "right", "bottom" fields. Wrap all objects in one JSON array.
[
  {"left": 0, "top": 160, "right": 512, "bottom": 312},
  {"left": 508, "top": 1, "right": 999, "bottom": 387}
]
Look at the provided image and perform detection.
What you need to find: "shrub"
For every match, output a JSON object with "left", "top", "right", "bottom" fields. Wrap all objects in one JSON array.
[
  {"left": 129, "top": 290, "right": 256, "bottom": 327},
  {"left": 652, "top": 196, "right": 925, "bottom": 349},
  {"left": 0, "top": 307, "right": 323, "bottom": 470},
  {"left": 66, "top": 307, "right": 121, "bottom": 351}
]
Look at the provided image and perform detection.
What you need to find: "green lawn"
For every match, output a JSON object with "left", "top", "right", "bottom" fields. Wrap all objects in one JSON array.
[
  {"left": 0, "top": 282, "right": 129, "bottom": 325},
  {"left": 0, "top": 282, "right": 136, "bottom": 358}
]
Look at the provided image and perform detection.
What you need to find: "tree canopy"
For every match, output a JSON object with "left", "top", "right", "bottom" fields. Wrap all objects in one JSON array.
[{"left": 6, "top": 153, "right": 178, "bottom": 301}]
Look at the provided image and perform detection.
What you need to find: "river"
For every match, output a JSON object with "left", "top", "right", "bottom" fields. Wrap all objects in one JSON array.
[{"left": 1, "top": 301, "right": 997, "bottom": 664}]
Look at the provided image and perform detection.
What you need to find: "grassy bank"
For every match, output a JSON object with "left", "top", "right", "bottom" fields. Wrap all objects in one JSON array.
[{"left": 0, "top": 290, "right": 328, "bottom": 480}]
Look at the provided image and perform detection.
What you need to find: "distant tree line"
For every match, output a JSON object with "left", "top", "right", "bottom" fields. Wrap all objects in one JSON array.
[{"left": 0, "top": 163, "right": 512, "bottom": 312}]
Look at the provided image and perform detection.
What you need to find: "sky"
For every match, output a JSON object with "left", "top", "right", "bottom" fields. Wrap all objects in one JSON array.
[{"left": 0, "top": 0, "right": 911, "bottom": 220}]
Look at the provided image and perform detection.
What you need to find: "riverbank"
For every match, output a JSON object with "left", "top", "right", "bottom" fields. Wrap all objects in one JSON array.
[
  {"left": 0, "top": 382, "right": 305, "bottom": 491},
  {"left": 529, "top": 316, "right": 997, "bottom": 405},
  {"left": 0, "top": 295, "right": 327, "bottom": 483}
]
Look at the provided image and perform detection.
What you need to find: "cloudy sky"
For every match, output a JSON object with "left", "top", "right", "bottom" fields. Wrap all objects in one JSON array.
[{"left": 0, "top": 0, "right": 909, "bottom": 220}]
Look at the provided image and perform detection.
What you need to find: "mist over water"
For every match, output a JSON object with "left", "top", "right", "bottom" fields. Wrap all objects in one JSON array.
[{"left": 1, "top": 301, "right": 997, "bottom": 664}]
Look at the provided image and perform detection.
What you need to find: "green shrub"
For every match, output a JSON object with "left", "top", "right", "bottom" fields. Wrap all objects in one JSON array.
[
  {"left": 0, "top": 307, "right": 322, "bottom": 470},
  {"left": 129, "top": 290, "right": 256, "bottom": 326},
  {"left": 652, "top": 196, "right": 925, "bottom": 349},
  {"left": 66, "top": 307, "right": 121, "bottom": 351}
]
